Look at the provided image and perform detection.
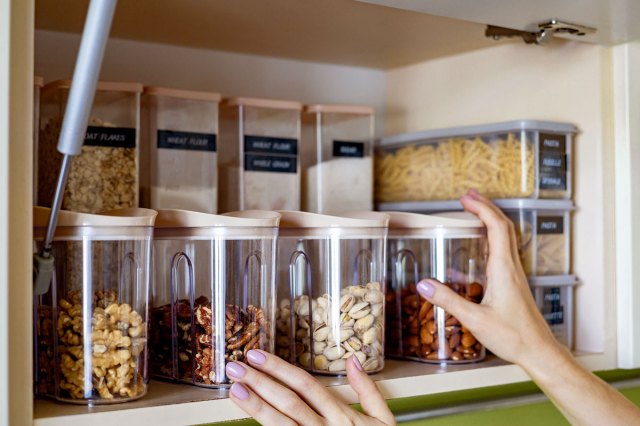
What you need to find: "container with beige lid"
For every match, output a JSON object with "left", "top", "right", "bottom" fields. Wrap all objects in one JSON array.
[
  {"left": 32, "top": 206, "right": 157, "bottom": 404},
  {"left": 301, "top": 104, "right": 374, "bottom": 214},
  {"left": 385, "top": 211, "right": 487, "bottom": 363},
  {"left": 275, "top": 211, "right": 388, "bottom": 375},
  {"left": 218, "top": 97, "right": 302, "bottom": 212},
  {"left": 141, "top": 87, "right": 221, "bottom": 213},
  {"left": 38, "top": 80, "right": 143, "bottom": 213},
  {"left": 150, "top": 209, "right": 280, "bottom": 387}
]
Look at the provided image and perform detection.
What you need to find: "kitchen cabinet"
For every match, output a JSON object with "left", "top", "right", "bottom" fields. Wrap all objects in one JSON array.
[{"left": 1, "top": 0, "right": 639, "bottom": 424}]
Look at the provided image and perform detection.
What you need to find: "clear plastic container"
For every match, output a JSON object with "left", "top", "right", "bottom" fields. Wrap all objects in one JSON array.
[
  {"left": 33, "top": 76, "right": 44, "bottom": 205},
  {"left": 301, "top": 104, "right": 374, "bottom": 214},
  {"left": 33, "top": 206, "right": 157, "bottom": 404},
  {"left": 218, "top": 97, "right": 302, "bottom": 212},
  {"left": 385, "top": 211, "right": 487, "bottom": 363},
  {"left": 141, "top": 87, "right": 221, "bottom": 213},
  {"left": 275, "top": 211, "right": 388, "bottom": 374},
  {"left": 529, "top": 275, "right": 577, "bottom": 349},
  {"left": 375, "top": 120, "right": 577, "bottom": 204},
  {"left": 150, "top": 209, "right": 280, "bottom": 387},
  {"left": 38, "top": 80, "right": 143, "bottom": 213}
]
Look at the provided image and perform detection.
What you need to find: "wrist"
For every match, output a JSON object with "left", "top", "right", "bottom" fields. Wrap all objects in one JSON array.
[{"left": 517, "top": 338, "right": 572, "bottom": 380}]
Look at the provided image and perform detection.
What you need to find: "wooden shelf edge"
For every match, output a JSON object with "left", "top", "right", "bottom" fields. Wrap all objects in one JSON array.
[{"left": 33, "top": 352, "right": 613, "bottom": 425}]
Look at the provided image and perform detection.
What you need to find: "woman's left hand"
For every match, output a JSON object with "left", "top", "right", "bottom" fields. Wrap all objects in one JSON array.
[{"left": 226, "top": 350, "right": 396, "bottom": 426}]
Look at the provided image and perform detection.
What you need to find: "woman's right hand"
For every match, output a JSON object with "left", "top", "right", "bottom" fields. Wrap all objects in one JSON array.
[{"left": 416, "top": 189, "right": 564, "bottom": 366}]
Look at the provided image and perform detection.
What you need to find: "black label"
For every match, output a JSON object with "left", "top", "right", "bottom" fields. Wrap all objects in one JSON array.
[
  {"left": 540, "top": 152, "right": 567, "bottom": 170},
  {"left": 539, "top": 133, "right": 566, "bottom": 153},
  {"left": 84, "top": 126, "right": 136, "bottom": 148},
  {"left": 333, "top": 140, "right": 365, "bottom": 158},
  {"left": 244, "top": 154, "right": 297, "bottom": 173},
  {"left": 542, "top": 287, "right": 564, "bottom": 325},
  {"left": 539, "top": 172, "right": 567, "bottom": 190},
  {"left": 244, "top": 135, "right": 298, "bottom": 155},
  {"left": 537, "top": 216, "right": 564, "bottom": 234},
  {"left": 157, "top": 130, "right": 216, "bottom": 152}
]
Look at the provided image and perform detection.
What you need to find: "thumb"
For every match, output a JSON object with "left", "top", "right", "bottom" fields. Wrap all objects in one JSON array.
[
  {"left": 345, "top": 355, "right": 395, "bottom": 425},
  {"left": 416, "top": 279, "right": 483, "bottom": 330}
]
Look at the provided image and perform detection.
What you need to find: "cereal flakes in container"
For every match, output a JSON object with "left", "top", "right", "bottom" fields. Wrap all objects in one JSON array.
[
  {"left": 385, "top": 211, "right": 487, "bottom": 363},
  {"left": 33, "top": 206, "right": 157, "bottom": 404},
  {"left": 275, "top": 211, "right": 388, "bottom": 375},
  {"left": 375, "top": 120, "right": 577, "bottom": 204},
  {"left": 301, "top": 104, "right": 374, "bottom": 214},
  {"left": 38, "top": 80, "right": 142, "bottom": 213},
  {"left": 218, "top": 97, "right": 302, "bottom": 212},
  {"left": 141, "top": 87, "right": 221, "bottom": 213},
  {"left": 150, "top": 209, "right": 280, "bottom": 387},
  {"left": 529, "top": 275, "right": 577, "bottom": 349},
  {"left": 33, "top": 76, "right": 44, "bottom": 204}
]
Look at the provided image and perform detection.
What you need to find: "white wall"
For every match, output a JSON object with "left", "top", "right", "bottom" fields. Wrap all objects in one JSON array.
[
  {"left": 35, "top": 30, "right": 387, "bottom": 136},
  {"left": 385, "top": 41, "right": 613, "bottom": 354}
]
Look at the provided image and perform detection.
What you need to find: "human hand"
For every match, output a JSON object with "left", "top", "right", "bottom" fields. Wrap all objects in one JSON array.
[
  {"left": 416, "top": 189, "right": 564, "bottom": 367},
  {"left": 226, "top": 349, "right": 396, "bottom": 426}
]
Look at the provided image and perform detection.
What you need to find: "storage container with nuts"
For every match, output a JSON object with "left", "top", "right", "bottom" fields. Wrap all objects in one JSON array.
[
  {"left": 530, "top": 275, "right": 577, "bottom": 349},
  {"left": 301, "top": 104, "right": 374, "bottom": 214},
  {"left": 33, "top": 206, "right": 157, "bottom": 404},
  {"left": 150, "top": 209, "right": 280, "bottom": 387},
  {"left": 385, "top": 212, "right": 487, "bottom": 363},
  {"left": 375, "top": 120, "right": 577, "bottom": 205},
  {"left": 275, "top": 211, "right": 388, "bottom": 375},
  {"left": 38, "top": 80, "right": 142, "bottom": 213},
  {"left": 218, "top": 97, "right": 302, "bottom": 212},
  {"left": 141, "top": 87, "right": 221, "bottom": 213}
]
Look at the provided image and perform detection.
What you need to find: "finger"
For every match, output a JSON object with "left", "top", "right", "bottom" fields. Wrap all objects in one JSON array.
[
  {"left": 466, "top": 189, "right": 521, "bottom": 256},
  {"left": 226, "top": 361, "right": 323, "bottom": 426},
  {"left": 346, "top": 355, "right": 395, "bottom": 425},
  {"left": 229, "top": 382, "right": 297, "bottom": 426},
  {"left": 417, "top": 279, "right": 485, "bottom": 332}
]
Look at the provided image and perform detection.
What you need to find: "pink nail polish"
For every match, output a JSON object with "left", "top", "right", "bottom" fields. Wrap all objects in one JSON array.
[
  {"left": 417, "top": 280, "right": 436, "bottom": 298},
  {"left": 352, "top": 355, "right": 364, "bottom": 372},
  {"left": 226, "top": 362, "right": 246, "bottom": 379},
  {"left": 230, "top": 383, "right": 250, "bottom": 400},
  {"left": 247, "top": 350, "right": 266, "bottom": 365}
]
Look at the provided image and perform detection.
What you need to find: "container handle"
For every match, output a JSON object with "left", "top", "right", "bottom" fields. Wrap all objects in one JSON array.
[
  {"left": 288, "top": 249, "right": 313, "bottom": 365},
  {"left": 391, "top": 248, "right": 419, "bottom": 357},
  {"left": 170, "top": 251, "right": 194, "bottom": 381},
  {"left": 243, "top": 250, "right": 266, "bottom": 310},
  {"left": 353, "top": 248, "right": 373, "bottom": 285}
]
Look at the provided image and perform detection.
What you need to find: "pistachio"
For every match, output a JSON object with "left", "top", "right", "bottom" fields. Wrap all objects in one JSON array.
[
  {"left": 348, "top": 302, "right": 371, "bottom": 319},
  {"left": 313, "top": 324, "right": 330, "bottom": 342},
  {"left": 313, "top": 341, "right": 327, "bottom": 355},
  {"left": 346, "top": 336, "right": 362, "bottom": 351},
  {"left": 354, "top": 314, "right": 374, "bottom": 334},
  {"left": 328, "top": 359, "right": 346, "bottom": 372},
  {"left": 370, "top": 303, "right": 383, "bottom": 318},
  {"left": 364, "top": 290, "right": 383, "bottom": 304},
  {"left": 324, "top": 345, "right": 346, "bottom": 361},
  {"left": 314, "top": 354, "right": 330, "bottom": 370},
  {"left": 362, "top": 327, "right": 377, "bottom": 345},
  {"left": 362, "top": 357, "right": 379, "bottom": 372},
  {"left": 354, "top": 351, "right": 366, "bottom": 365},
  {"left": 340, "top": 294, "right": 355, "bottom": 313},
  {"left": 339, "top": 327, "right": 355, "bottom": 342},
  {"left": 299, "top": 352, "right": 311, "bottom": 368}
]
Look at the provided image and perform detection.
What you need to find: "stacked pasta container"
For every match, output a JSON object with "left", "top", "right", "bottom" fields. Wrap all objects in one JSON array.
[{"left": 376, "top": 120, "right": 578, "bottom": 349}]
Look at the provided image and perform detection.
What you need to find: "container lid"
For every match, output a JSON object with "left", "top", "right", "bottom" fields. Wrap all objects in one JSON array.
[
  {"left": 304, "top": 104, "right": 374, "bottom": 115},
  {"left": 33, "top": 206, "right": 157, "bottom": 228},
  {"left": 278, "top": 211, "right": 388, "bottom": 229},
  {"left": 144, "top": 86, "right": 222, "bottom": 102},
  {"left": 34, "top": 76, "right": 44, "bottom": 87},
  {"left": 155, "top": 209, "right": 280, "bottom": 228},
  {"left": 379, "top": 120, "right": 579, "bottom": 148},
  {"left": 378, "top": 199, "right": 575, "bottom": 213},
  {"left": 222, "top": 97, "right": 302, "bottom": 111},
  {"left": 43, "top": 80, "right": 143, "bottom": 94},
  {"left": 529, "top": 275, "right": 578, "bottom": 287}
]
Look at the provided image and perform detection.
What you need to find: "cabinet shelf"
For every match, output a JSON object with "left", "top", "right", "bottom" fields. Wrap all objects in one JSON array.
[{"left": 33, "top": 353, "right": 609, "bottom": 425}]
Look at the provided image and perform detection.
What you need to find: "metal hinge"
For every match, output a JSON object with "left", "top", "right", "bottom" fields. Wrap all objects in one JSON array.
[{"left": 486, "top": 19, "right": 597, "bottom": 45}]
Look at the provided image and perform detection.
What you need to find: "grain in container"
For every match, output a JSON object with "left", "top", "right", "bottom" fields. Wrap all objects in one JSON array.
[
  {"left": 141, "top": 87, "right": 221, "bottom": 213},
  {"left": 274, "top": 211, "right": 388, "bottom": 374},
  {"left": 375, "top": 120, "right": 576, "bottom": 204},
  {"left": 218, "top": 97, "right": 302, "bottom": 212},
  {"left": 150, "top": 209, "right": 280, "bottom": 387},
  {"left": 33, "top": 76, "right": 44, "bottom": 204},
  {"left": 301, "top": 104, "right": 374, "bottom": 214},
  {"left": 529, "top": 275, "right": 577, "bottom": 349},
  {"left": 385, "top": 212, "right": 487, "bottom": 363},
  {"left": 38, "top": 80, "right": 142, "bottom": 213},
  {"left": 33, "top": 206, "right": 157, "bottom": 404}
]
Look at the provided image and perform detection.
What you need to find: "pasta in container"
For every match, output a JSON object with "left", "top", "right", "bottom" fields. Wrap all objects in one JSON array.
[{"left": 375, "top": 120, "right": 576, "bottom": 203}]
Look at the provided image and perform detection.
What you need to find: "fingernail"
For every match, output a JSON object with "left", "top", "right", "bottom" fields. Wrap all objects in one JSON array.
[
  {"left": 469, "top": 188, "right": 480, "bottom": 198},
  {"left": 226, "top": 362, "right": 246, "bottom": 379},
  {"left": 247, "top": 349, "right": 267, "bottom": 365},
  {"left": 417, "top": 280, "right": 436, "bottom": 298},
  {"left": 460, "top": 195, "right": 473, "bottom": 203},
  {"left": 351, "top": 355, "right": 364, "bottom": 372},
  {"left": 230, "top": 382, "right": 250, "bottom": 400}
]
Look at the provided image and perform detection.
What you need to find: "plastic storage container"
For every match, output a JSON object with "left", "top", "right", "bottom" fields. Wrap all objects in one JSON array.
[
  {"left": 141, "top": 87, "right": 221, "bottom": 213},
  {"left": 33, "top": 76, "right": 44, "bottom": 204},
  {"left": 38, "top": 80, "right": 143, "bottom": 213},
  {"left": 150, "top": 209, "right": 280, "bottom": 387},
  {"left": 385, "top": 211, "right": 487, "bottom": 363},
  {"left": 275, "top": 211, "right": 388, "bottom": 374},
  {"left": 529, "top": 275, "right": 577, "bottom": 348},
  {"left": 375, "top": 120, "right": 577, "bottom": 204},
  {"left": 301, "top": 104, "right": 374, "bottom": 214},
  {"left": 218, "top": 97, "right": 302, "bottom": 212},
  {"left": 33, "top": 206, "right": 157, "bottom": 404}
]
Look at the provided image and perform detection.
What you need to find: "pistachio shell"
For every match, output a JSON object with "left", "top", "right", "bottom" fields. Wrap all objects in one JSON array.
[
  {"left": 362, "top": 327, "right": 377, "bottom": 345},
  {"left": 328, "top": 359, "right": 346, "bottom": 372},
  {"left": 354, "top": 351, "right": 366, "bottom": 365},
  {"left": 354, "top": 314, "right": 375, "bottom": 334},
  {"left": 313, "top": 341, "right": 327, "bottom": 355},
  {"left": 324, "top": 345, "right": 346, "bottom": 360},
  {"left": 340, "top": 294, "right": 355, "bottom": 313},
  {"left": 313, "top": 354, "right": 330, "bottom": 370},
  {"left": 370, "top": 303, "right": 383, "bottom": 317},
  {"left": 313, "top": 324, "right": 330, "bottom": 342},
  {"left": 298, "top": 352, "right": 311, "bottom": 368},
  {"left": 346, "top": 336, "right": 362, "bottom": 351},
  {"left": 348, "top": 302, "right": 371, "bottom": 319},
  {"left": 362, "top": 357, "right": 380, "bottom": 372},
  {"left": 364, "top": 289, "right": 383, "bottom": 304},
  {"left": 339, "top": 327, "right": 355, "bottom": 342}
]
